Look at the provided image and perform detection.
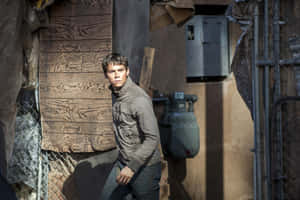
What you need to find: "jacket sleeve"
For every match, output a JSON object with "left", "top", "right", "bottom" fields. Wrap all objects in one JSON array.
[{"left": 127, "top": 96, "right": 160, "bottom": 172}]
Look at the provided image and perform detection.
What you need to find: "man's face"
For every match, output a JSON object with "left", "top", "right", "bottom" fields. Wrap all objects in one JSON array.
[{"left": 106, "top": 64, "right": 129, "bottom": 89}]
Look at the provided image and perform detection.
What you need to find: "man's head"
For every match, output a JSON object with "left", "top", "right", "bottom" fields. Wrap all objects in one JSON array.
[{"left": 102, "top": 53, "right": 130, "bottom": 89}]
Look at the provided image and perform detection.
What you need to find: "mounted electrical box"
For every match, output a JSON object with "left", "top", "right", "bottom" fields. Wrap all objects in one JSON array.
[{"left": 185, "top": 15, "right": 229, "bottom": 78}]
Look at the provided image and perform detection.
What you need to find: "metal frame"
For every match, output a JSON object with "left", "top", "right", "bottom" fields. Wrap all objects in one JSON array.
[{"left": 253, "top": 0, "right": 300, "bottom": 199}]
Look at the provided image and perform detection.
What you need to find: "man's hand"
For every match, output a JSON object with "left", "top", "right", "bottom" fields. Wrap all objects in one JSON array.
[{"left": 116, "top": 166, "right": 135, "bottom": 185}]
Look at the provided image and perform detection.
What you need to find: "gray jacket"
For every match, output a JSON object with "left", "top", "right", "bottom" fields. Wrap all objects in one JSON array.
[{"left": 110, "top": 77, "right": 161, "bottom": 172}]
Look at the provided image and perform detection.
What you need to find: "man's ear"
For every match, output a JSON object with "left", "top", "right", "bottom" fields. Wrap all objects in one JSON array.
[{"left": 126, "top": 68, "right": 130, "bottom": 77}]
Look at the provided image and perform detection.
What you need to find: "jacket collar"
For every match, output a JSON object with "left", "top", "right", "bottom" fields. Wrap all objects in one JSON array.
[{"left": 109, "top": 77, "right": 133, "bottom": 98}]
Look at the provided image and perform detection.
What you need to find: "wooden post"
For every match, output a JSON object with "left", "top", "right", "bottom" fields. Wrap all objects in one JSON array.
[
  {"left": 139, "top": 47, "right": 155, "bottom": 95},
  {"left": 140, "top": 47, "right": 170, "bottom": 200}
]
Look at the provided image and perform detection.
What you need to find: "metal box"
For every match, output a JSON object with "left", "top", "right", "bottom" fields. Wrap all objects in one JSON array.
[{"left": 185, "top": 15, "right": 229, "bottom": 77}]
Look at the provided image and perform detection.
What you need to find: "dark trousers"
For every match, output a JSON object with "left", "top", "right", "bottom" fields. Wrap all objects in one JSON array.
[
  {"left": 0, "top": 174, "right": 18, "bottom": 200},
  {"left": 100, "top": 161, "right": 161, "bottom": 200}
]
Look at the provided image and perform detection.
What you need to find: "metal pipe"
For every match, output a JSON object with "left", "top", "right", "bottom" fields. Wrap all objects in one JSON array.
[
  {"left": 289, "top": 43, "right": 300, "bottom": 51},
  {"left": 255, "top": 5, "right": 262, "bottom": 200},
  {"left": 273, "top": 96, "right": 300, "bottom": 110},
  {"left": 270, "top": 96, "right": 300, "bottom": 198},
  {"left": 263, "top": 0, "right": 272, "bottom": 199},
  {"left": 273, "top": 0, "right": 284, "bottom": 199},
  {"left": 256, "top": 59, "right": 300, "bottom": 66},
  {"left": 251, "top": 35, "right": 257, "bottom": 200},
  {"left": 251, "top": 41, "right": 258, "bottom": 200},
  {"left": 253, "top": 4, "right": 262, "bottom": 200}
]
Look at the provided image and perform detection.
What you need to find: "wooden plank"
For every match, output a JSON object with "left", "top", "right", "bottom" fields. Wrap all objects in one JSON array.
[
  {"left": 26, "top": 33, "right": 39, "bottom": 89},
  {"left": 139, "top": 47, "right": 155, "bottom": 91},
  {"left": 39, "top": 73, "right": 111, "bottom": 99},
  {"left": 40, "top": 40, "right": 112, "bottom": 53},
  {"left": 165, "top": 5, "right": 194, "bottom": 25},
  {"left": 43, "top": 121, "right": 113, "bottom": 136},
  {"left": 50, "top": 0, "right": 112, "bottom": 17},
  {"left": 41, "top": 133, "right": 115, "bottom": 152},
  {"left": 39, "top": 0, "right": 113, "bottom": 153},
  {"left": 40, "top": 15, "right": 112, "bottom": 41},
  {"left": 39, "top": 52, "right": 108, "bottom": 73},
  {"left": 40, "top": 99, "right": 112, "bottom": 123}
]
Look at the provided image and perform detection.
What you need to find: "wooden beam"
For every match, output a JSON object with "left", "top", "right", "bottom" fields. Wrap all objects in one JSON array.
[
  {"left": 39, "top": 52, "right": 108, "bottom": 73},
  {"left": 40, "top": 98, "right": 112, "bottom": 123},
  {"left": 41, "top": 132, "right": 115, "bottom": 152},
  {"left": 50, "top": 0, "right": 113, "bottom": 17},
  {"left": 40, "top": 40, "right": 112, "bottom": 53},
  {"left": 40, "top": 15, "right": 112, "bottom": 41},
  {"left": 139, "top": 47, "right": 155, "bottom": 91},
  {"left": 39, "top": 73, "right": 111, "bottom": 99}
]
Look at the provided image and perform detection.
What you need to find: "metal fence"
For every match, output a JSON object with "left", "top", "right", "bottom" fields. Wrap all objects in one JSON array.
[{"left": 280, "top": 111, "right": 300, "bottom": 200}]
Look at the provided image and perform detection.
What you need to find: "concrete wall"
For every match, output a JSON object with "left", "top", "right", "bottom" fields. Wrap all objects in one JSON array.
[{"left": 150, "top": 23, "right": 253, "bottom": 200}]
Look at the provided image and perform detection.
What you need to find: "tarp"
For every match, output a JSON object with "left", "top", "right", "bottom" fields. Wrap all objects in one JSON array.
[
  {"left": 0, "top": 0, "right": 25, "bottom": 179},
  {"left": 226, "top": 1, "right": 255, "bottom": 111},
  {"left": 7, "top": 104, "right": 40, "bottom": 189}
]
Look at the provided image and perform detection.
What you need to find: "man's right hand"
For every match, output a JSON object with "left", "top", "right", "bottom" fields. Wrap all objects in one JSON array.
[{"left": 116, "top": 166, "right": 135, "bottom": 185}]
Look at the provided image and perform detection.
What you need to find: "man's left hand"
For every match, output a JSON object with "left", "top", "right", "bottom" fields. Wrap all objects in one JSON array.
[{"left": 116, "top": 166, "right": 135, "bottom": 185}]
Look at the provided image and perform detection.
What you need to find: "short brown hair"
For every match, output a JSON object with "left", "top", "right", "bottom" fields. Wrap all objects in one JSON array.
[{"left": 102, "top": 53, "right": 128, "bottom": 73}]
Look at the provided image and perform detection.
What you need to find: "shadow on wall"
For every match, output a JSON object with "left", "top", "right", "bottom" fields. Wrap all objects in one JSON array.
[
  {"left": 167, "top": 82, "right": 224, "bottom": 200},
  {"left": 205, "top": 83, "right": 224, "bottom": 200},
  {"left": 168, "top": 158, "right": 192, "bottom": 200},
  {"left": 62, "top": 149, "right": 118, "bottom": 200},
  {"left": 63, "top": 162, "right": 114, "bottom": 200}
]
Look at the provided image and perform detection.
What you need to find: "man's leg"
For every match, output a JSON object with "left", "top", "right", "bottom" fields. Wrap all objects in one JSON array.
[
  {"left": 0, "top": 173, "right": 18, "bottom": 200},
  {"left": 100, "top": 161, "right": 130, "bottom": 200},
  {"left": 130, "top": 162, "right": 162, "bottom": 200}
]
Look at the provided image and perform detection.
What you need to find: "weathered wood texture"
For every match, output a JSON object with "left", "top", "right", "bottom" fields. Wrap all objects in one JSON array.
[
  {"left": 42, "top": 132, "right": 115, "bottom": 152},
  {"left": 39, "top": 53, "right": 107, "bottom": 72},
  {"left": 39, "top": 0, "right": 114, "bottom": 152},
  {"left": 40, "top": 40, "right": 112, "bottom": 53},
  {"left": 40, "top": 15, "right": 112, "bottom": 41},
  {"left": 139, "top": 47, "right": 155, "bottom": 91},
  {"left": 50, "top": 0, "right": 112, "bottom": 16},
  {"left": 40, "top": 99, "right": 112, "bottom": 122},
  {"left": 39, "top": 73, "right": 111, "bottom": 98}
]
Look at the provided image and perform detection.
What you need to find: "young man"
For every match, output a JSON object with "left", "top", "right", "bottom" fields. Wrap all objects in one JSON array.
[{"left": 100, "top": 53, "right": 161, "bottom": 200}]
